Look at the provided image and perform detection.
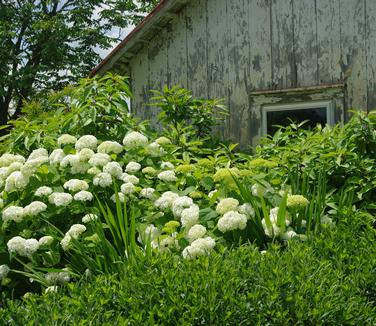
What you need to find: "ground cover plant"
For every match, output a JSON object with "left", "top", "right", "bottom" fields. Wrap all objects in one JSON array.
[
  {"left": 1, "top": 214, "right": 376, "bottom": 325},
  {"left": 0, "top": 73, "right": 375, "bottom": 324}
]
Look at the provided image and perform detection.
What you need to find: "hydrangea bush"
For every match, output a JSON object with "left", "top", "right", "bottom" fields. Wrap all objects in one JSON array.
[{"left": 0, "top": 126, "right": 335, "bottom": 296}]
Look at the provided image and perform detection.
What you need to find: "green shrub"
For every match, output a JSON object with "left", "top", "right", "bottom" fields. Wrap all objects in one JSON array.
[
  {"left": 0, "top": 73, "right": 147, "bottom": 155},
  {"left": 257, "top": 112, "right": 376, "bottom": 213},
  {"left": 1, "top": 215, "right": 375, "bottom": 325}
]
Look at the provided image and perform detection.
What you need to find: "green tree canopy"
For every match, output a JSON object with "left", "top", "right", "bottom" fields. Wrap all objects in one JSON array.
[{"left": 0, "top": 0, "right": 158, "bottom": 127}]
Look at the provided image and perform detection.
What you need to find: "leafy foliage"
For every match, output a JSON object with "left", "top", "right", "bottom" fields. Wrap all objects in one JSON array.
[
  {"left": 0, "top": 0, "right": 158, "bottom": 125},
  {"left": 150, "top": 85, "right": 228, "bottom": 140},
  {"left": 2, "top": 214, "right": 376, "bottom": 324},
  {"left": 0, "top": 73, "right": 147, "bottom": 155}
]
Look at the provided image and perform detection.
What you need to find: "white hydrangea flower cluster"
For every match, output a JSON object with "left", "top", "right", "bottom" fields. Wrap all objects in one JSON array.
[
  {"left": 186, "top": 224, "right": 207, "bottom": 243},
  {"left": 216, "top": 198, "right": 239, "bottom": 215},
  {"left": 0, "top": 153, "right": 25, "bottom": 167},
  {"left": 49, "top": 192, "right": 73, "bottom": 207},
  {"left": 82, "top": 214, "right": 98, "bottom": 224},
  {"left": 103, "top": 162, "right": 123, "bottom": 179},
  {"left": 57, "top": 134, "right": 77, "bottom": 147},
  {"left": 215, "top": 198, "right": 255, "bottom": 233},
  {"left": 78, "top": 148, "right": 95, "bottom": 162},
  {"left": 120, "top": 173, "right": 139, "bottom": 185},
  {"left": 111, "top": 192, "right": 125, "bottom": 203},
  {"left": 125, "top": 161, "right": 141, "bottom": 173},
  {"left": 182, "top": 236, "right": 216, "bottom": 260},
  {"left": 93, "top": 172, "right": 112, "bottom": 187},
  {"left": 28, "top": 148, "right": 49, "bottom": 161},
  {"left": 121, "top": 182, "right": 135, "bottom": 195},
  {"left": 38, "top": 236, "right": 54, "bottom": 247},
  {"left": 89, "top": 153, "right": 111, "bottom": 167},
  {"left": 280, "top": 229, "right": 298, "bottom": 240},
  {"left": 5, "top": 171, "right": 30, "bottom": 192},
  {"left": 2, "top": 206, "right": 25, "bottom": 223},
  {"left": 140, "top": 187, "right": 155, "bottom": 199},
  {"left": 97, "top": 141, "right": 123, "bottom": 154},
  {"left": 35, "top": 186, "right": 53, "bottom": 197},
  {"left": 286, "top": 194, "right": 309, "bottom": 209},
  {"left": 75, "top": 135, "right": 98, "bottom": 151},
  {"left": 238, "top": 203, "right": 255, "bottom": 218},
  {"left": 63, "top": 179, "right": 89, "bottom": 193},
  {"left": 0, "top": 264, "right": 10, "bottom": 280},
  {"left": 23, "top": 201, "right": 47, "bottom": 216},
  {"left": 217, "top": 211, "right": 248, "bottom": 233},
  {"left": 155, "top": 137, "right": 171, "bottom": 145},
  {"left": 49, "top": 149, "right": 66, "bottom": 165},
  {"left": 160, "top": 162, "right": 174, "bottom": 170},
  {"left": 7, "top": 236, "right": 39, "bottom": 258},
  {"left": 60, "top": 224, "right": 86, "bottom": 251},
  {"left": 261, "top": 207, "right": 292, "bottom": 238},
  {"left": 157, "top": 170, "right": 177, "bottom": 182},
  {"left": 154, "top": 191, "right": 179, "bottom": 211},
  {"left": 74, "top": 191, "right": 93, "bottom": 202},
  {"left": 172, "top": 196, "right": 194, "bottom": 218},
  {"left": 122, "top": 131, "right": 148, "bottom": 150},
  {"left": 60, "top": 154, "right": 89, "bottom": 175},
  {"left": 181, "top": 205, "right": 200, "bottom": 228}
]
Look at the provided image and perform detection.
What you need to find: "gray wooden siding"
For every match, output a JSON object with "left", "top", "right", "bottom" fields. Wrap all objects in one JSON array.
[{"left": 118, "top": 0, "right": 376, "bottom": 147}]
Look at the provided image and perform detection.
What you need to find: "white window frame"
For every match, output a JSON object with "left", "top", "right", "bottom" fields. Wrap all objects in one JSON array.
[{"left": 261, "top": 100, "right": 335, "bottom": 135}]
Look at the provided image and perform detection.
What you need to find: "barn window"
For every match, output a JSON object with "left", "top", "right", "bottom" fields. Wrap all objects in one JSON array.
[
  {"left": 261, "top": 100, "right": 335, "bottom": 135},
  {"left": 250, "top": 84, "right": 345, "bottom": 143}
]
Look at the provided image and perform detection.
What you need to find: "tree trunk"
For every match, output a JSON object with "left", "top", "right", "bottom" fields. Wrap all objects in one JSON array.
[{"left": 0, "top": 98, "right": 10, "bottom": 136}]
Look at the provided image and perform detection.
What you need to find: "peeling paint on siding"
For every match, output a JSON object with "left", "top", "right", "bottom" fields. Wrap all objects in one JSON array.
[{"left": 117, "top": 0, "right": 375, "bottom": 148}]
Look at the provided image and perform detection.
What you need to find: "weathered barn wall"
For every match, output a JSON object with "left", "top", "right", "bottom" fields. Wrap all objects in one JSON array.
[{"left": 113, "top": 0, "right": 376, "bottom": 147}]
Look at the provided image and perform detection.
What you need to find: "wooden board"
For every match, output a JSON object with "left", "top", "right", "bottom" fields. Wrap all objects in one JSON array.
[
  {"left": 186, "top": 0, "right": 208, "bottom": 98},
  {"left": 366, "top": 0, "right": 376, "bottom": 111},
  {"left": 148, "top": 28, "right": 168, "bottom": 128},
  {"left": 166, "top": 8, "right": 188, "bottom": 88},
  {"left": 293, "top": 0, "right": 319, "bottom": 87},
  {"left": 339, "top": 0, "right": 367, "bottom": 111},
  {"left": 227, "top": 0, "right": 251, "bottom": 145},
  {"left": 206, "top": 0, "right": 229, "bottom": 138},
  {"left": 270, "top": 0, "right": 295, "bottom": 89},
  {"left": 129, "top": 46, "right": 150, "bottom": 121},
  {"left": 316, "top": 0, "right": 342, "bottom": 84}
]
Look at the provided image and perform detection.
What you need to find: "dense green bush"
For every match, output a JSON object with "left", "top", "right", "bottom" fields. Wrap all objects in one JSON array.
[
  {"left": 0, "top": 74, "right": 147, "bottom": 155},
  {"left": 1, "top": 214, "right": 375, "bottom": 325},
  {"left": 257, "top": 112, "right": 376, "bottom": 213}
]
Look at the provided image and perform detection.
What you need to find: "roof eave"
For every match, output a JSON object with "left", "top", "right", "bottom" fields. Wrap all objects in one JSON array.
[{"left": 90, "top": 0, "right": 188, "bottom": 77}]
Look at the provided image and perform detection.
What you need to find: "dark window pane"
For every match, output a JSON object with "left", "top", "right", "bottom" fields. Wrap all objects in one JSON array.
[{"left": 266, "top": 107, "right": 327, "bottom": 134}]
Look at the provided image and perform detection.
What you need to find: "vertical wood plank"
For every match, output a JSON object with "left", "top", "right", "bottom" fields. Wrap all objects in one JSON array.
[
  {"left": 248, "top": 0, "right": 272, "bottom": 91},
  {"left": 206, "top": 0, "right": 229, "bottom": 138},
  {"left": 270, "top": 0, "right": 295, "bottom": 89},
  {"left": 227, "top": 0, "right": 251, "bottom": 146},
  {"left": 248, "top": 0, "right": 272, "bottom": 145},
  {"left": 316, "top": 0, "right": 342, "bottom": 84},
  {"left": 366, "top": 0, "right": 376, "bottom": 111},
  {"left": 129, "top": 46, "right": 150, "bottom": 121},
  {"left": 339, "top": 0, "right": 367, "bottom": 111},
  {"left": 186, "top": 0, "right": 208, "bottom": 98},
  {"left": 293, "top": 0, "right": 318, "bottom": 87},
  {"left": 148, "top": 29, "right": 168, "bottom": 128},
  {"left": 166, "top": 8, "right": 188, "bottom": 88}
]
